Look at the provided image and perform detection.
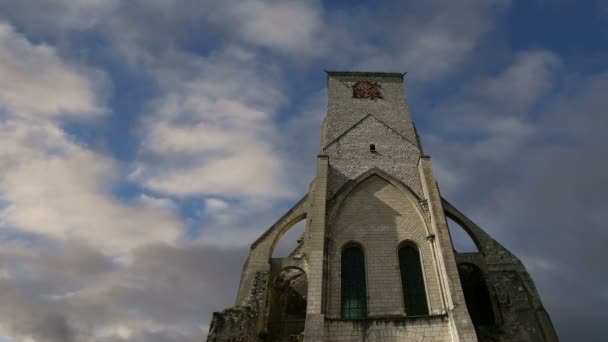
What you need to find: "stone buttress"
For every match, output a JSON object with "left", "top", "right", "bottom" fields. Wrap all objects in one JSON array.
[{"left": 206, "top": 72, "right": 558, "bottom": 342}]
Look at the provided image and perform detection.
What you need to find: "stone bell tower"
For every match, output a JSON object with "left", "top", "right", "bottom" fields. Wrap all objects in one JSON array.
[{"left": 206, "top": 71, "right": 558, "bottom": 342}]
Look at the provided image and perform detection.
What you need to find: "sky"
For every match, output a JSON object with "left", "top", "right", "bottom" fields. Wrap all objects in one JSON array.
[{"left": 0, "top": 0, "right": 606, "bottom": 341}]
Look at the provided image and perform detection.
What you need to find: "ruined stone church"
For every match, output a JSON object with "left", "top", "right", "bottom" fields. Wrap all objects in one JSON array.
[{"left": 207, "top": 72, "right": 558, "bottom": 342}]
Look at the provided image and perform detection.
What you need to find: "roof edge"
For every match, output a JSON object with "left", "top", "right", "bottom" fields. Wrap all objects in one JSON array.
[{"left": 324, "top": 70, "right": 406, "bottom": 78}]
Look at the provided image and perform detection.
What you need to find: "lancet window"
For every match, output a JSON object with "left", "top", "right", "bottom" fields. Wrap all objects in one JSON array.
[
  {"left": 398, "top": 243, "right": 429, "bottom": 316},
  {"left": 341, "top": 243, "right": 367, "bottom": 319}
]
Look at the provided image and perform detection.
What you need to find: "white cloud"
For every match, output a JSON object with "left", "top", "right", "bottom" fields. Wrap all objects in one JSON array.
[
  {"left": 350, "top": 0, "right": 511, "bottom": 80},
  {"left": 99, "top": 324, "right": 132, "bottom": 339},
  {"left": 204, "top": 198, "right": 229, "bottom": 212},
  {"left": 484, "top": 50, "right": 561, "bottom": 110},
  {"left": 421, "top": 49, "right": 562, "bottom": 197},
  {"left": 1, "top": 0, "right": 326, "bottom": 62},
  {"left": 0, "top": 21, "right": 106, "bottom": 118},
  {"left": 0, "top": 1, "right": 604, "bottom": 341},
  {"left": 0, "top": 21, "right": 184, "bottom": 252},
  {"left": 426, "top": 49, "right": 561, "bottom": 150},
  {"left": 0, "top": 0, "right": 119, "bottom": 34},
  {"left": 0, "top": 120, "right": 184, "bottom": 251},
  {"left": 131, "top": 48, "right": 293, "bottom": 199},
  {"left": 232, "top": 0, "right": 325, "bottom": 56}
]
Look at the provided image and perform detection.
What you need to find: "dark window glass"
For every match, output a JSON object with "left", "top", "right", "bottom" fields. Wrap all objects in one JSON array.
[
  {"left": 341, "top": 245, "right": 367, "bottom": 319},
  {"left": 399, "top": 244, "right": 429, "bottom": 316},
  {"left": 458, "top": 263, "right": 495, "bottom": 327}
]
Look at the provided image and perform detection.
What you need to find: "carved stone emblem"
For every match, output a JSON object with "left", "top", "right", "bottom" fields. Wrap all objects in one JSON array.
[
  {"left": 419, "top": 199, "right": 430, "bottom": 220},
  {"left": 352, "top": 81, "right": 383, "bottom": 99}
]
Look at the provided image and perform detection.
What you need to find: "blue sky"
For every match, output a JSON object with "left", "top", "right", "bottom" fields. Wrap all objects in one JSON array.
[{"left": 0, "top": 0, "right": 606, "bottom": 341}]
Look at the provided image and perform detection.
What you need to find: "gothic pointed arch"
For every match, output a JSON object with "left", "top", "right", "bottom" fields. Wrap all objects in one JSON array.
[
  {"left": 442, "top": 197, "right": 507, "bottom": 255},
  {"left": 272, "top": 219, "right": 306, "bottom": 258},
  {"left": 447, "top": 216, "right": 480, "bottom": 253},
  {"left": 248, "top": 195, "right": 308, "bottom": 261},
  {"left": 444, "top": 208, "right": 483, "bottom": 253},
  {"left": 328, "top": 168, "right": 427, "bottom": 228}
]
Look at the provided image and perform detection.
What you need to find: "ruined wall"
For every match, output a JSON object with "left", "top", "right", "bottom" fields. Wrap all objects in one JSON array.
[
  {"left": 207, "top": 271, "right": 269, "bottom": 342},
  {"left": 446, "top": 200, "right": 559, "bottom": 342},
  {"left": 454, "top": 254, "right": 557, "bottom": 342},
  {"left": 265, "top": 267, "right": 308, "bottom": 342},
  {"left": 207, "top": 306, "right": 258, "bottom": 342}
]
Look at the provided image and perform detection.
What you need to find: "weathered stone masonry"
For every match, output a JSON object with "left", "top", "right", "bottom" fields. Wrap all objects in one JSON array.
[{"left": 206, "top": 71, "right": 558, "bottom": 342}]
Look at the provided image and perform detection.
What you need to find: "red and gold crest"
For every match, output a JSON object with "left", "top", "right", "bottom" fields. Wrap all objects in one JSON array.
[{"left": 352, "top": 81, "right": 383, "bottom": 99}]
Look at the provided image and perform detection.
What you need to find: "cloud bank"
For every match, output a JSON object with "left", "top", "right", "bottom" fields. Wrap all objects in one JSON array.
[{"left": 0, "top": 0, "right": 605, "bottom": 341}]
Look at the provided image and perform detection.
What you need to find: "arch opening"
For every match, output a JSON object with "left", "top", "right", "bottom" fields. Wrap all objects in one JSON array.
[
  {"left": 267, "top": 267, "right": 307, "bottom": 340},
  {"left": 398, "top": 242, "right": 429, "bottom": 316},
  {"left": 341, "top": 242, "right": 367, "bottom": 319},
  {"left": 457, "top": 263, "right": 496, "bottom": 328},
  {"left": 272, "top": 219, "right": 306, "bottom": 258},
  {"left": 447, "top": 216, "right": 480, "bottom": 253}
]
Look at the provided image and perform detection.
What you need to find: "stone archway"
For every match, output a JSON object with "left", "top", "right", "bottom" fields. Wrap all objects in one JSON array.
[{"left": 267, "top": 268, "right": 307, "bottom": 341}]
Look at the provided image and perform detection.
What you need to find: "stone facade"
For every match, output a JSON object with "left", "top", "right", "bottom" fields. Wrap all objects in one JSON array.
[
  {"left": 206, "top": 71, "right": 558, "bottom": 342},
  {"left": 325, "top": 174, "right": 442, "bottom": 318}
]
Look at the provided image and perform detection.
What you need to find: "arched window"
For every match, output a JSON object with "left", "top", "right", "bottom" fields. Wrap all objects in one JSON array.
[
  {"left": 398, "top": 243, "right": 429, "bottom": 316},
  {"left": 457, "top": 263, "right": 495, "bottom": 327},
  {"left": 341, "top": 243, "right": 367, "bottom": 319}
]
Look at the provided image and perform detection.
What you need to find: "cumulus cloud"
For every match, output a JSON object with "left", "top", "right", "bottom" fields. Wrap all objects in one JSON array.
[
  {"left": 0, "top": 1, "right": 604, "bottom": 341},
  {"left": 0, "top": 20, "right": 184, "bottom": 252},
  {"left": 483, "top": 50, "right": 561, "bottom": 110},
  {"left": 396, "top": 0, "right": 508, "bottom": 79},
  {"left": 324, "top": 0, "right": 512, "bottom": 81},
  {"left": 0, "top": 11, "right": 320, "bottom": 340},
  {"left": 0, "top": 21, "right": 106, "bottom": 118},
  {"left": 0, "top": 0, "right": 119, "bottom": 33},
  {"left": 230, "top": 0, "right": 325, "bottom": 56},
  {"left": 130, "top": 48, "right": 294, "bottom": 200},
  {"left": 0, "top": 120, "right": 184, "bottom": 251},
  {"left": 417, "top": 50, "right": 561, "bottom": 194},
  {"left": 1, "top": 0, "right": 511, "bottom": 82},
  {"left": 1, "top": 0, "right": 326, "bottom": 62}
]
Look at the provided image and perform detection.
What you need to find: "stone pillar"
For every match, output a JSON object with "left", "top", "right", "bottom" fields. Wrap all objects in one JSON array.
[
  {"left": 418, "top": 156, "right": 478, "bottom": 342},
  {"left": 304, "top": 155, "right": 329, "bottom": 341}
]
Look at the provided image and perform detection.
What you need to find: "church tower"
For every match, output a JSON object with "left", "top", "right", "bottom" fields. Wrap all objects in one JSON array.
[{"left": 207, "top": 72, "right": 558, "bottom": 342}]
